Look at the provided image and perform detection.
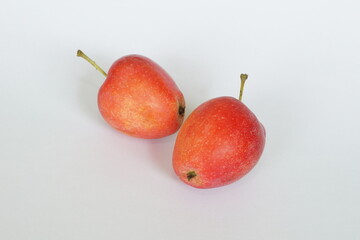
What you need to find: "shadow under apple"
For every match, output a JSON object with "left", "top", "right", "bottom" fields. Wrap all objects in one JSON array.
[{"left": 146, "top": 134, "right": 179, "bottom": 180}]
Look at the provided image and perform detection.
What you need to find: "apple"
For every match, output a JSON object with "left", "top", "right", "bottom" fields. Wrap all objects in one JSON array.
[
  {"left": 77, "top": 50, "right": 185, "bottom": 139},
  {"left": 172, "top": 74, "right": 265, "bottom": 189}
]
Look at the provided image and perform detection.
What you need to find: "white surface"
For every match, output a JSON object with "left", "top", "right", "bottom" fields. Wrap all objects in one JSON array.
[{"left": 1, "top": 0, "right": 360, "bottom": 239}]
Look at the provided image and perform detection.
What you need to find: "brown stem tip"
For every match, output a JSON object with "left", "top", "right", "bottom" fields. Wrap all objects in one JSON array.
[
  {"left": 76, "top": 49, "right": 82, "bottom": 57},
  {"left": 187, "top": 171, "right": 197, "bottom": 181}
]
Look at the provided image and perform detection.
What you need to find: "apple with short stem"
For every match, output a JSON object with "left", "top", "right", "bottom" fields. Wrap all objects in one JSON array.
[
  {"left": 172, "top": 74, "right": 265, "bottom": 188},
  {"left": 77, "top": 50, "right": 185, "bottom": 139}
]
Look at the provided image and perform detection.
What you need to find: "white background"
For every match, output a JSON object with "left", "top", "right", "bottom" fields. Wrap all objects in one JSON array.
[{"left": 1, "top": 0, "right": 360, "bottom": 239}]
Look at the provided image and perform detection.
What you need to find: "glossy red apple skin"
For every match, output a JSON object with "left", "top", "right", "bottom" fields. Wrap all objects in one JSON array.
[
  {"left": 98, "top": 55, "right": 185, "bottom": 139},
  {"left": 173, "top": 96, "right": 265, "bottom": 189}
]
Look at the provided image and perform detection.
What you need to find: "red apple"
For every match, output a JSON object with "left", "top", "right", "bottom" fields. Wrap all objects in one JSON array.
[
  {"left": 77, "top": 50, "right": 185, "bottom": 139},
  {"left": 172, "top": 74, "right": 265, "bottom": 189}
]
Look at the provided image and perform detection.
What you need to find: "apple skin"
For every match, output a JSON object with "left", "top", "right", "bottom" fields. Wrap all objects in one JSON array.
[
  {"left": 98, "top": 55, "right": 185, "bottom": 139},
  {"left": 172, "top": 96, "right": 265, "bottom": 189}
]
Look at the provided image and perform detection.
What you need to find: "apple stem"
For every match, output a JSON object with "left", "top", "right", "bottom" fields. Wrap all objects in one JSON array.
[
  {"left": 77, "top": 50, "right": 108, "bottom": 77},
  {"left": 239, "top": 73, "right": 248, "bottom": 101}
]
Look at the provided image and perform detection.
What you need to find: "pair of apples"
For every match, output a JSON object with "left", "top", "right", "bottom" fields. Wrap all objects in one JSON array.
[{"left": 77, "top": 50, "right": 266, "bottom": 189}]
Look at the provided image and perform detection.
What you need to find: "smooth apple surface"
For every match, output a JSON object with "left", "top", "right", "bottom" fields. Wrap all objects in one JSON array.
[
  {"left": 98, "top": 55, "right": 185, "bottom": 139},
  {"left": 173, "top": 96, "right": 265, "bottom": 189}
]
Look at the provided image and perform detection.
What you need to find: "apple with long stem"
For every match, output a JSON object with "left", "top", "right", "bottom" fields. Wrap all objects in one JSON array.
[
  {"left": 172, "top": 74, "right": 265, "bottom": 188},
  {"left": 77, "top": 50, "right": 185, "bottom": 139}
]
